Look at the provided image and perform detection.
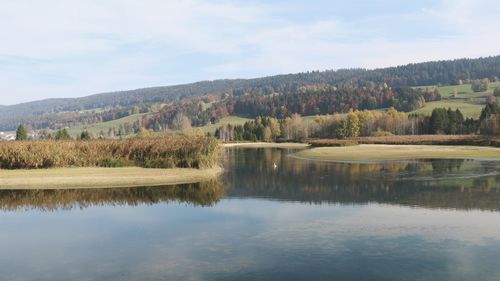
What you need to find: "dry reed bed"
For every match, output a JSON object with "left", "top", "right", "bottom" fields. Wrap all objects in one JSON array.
[
  {"left": 309, "top": 135, "right": 500, "bottom": 147},
  {"left": 0, "top": 135, "right": 220, "bottom": 169}
]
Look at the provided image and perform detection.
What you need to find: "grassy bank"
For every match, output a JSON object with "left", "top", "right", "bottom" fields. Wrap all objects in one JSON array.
[
  {"left": 0, "top": 135, "right": 219, "bottom": 169},
  {"left": 294, "top": 144, "right": 500, "bottom": 162},
  {"left": 0, "top": 166, "right": 223, "bottom": 189}
]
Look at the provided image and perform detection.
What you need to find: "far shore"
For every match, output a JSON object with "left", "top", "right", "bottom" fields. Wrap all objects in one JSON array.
[
  {"left": 222, "top": 142, "right": 309, "bottom": 148},
  {"left": 293, "top": 144, "right": 500, "bottom": 162},
  {"left": 0, "top": 166, "right": 223, "bottom": 190}
]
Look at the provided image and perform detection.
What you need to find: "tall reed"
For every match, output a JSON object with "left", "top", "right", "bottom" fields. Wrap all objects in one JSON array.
[{"left": 0, "top": 135, "right": 220, "bottom": 169}]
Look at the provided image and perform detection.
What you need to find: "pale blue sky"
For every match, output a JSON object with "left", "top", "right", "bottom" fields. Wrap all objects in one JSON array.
[{"left": 1, "top": 0, "right": 499, "bottom": 105}]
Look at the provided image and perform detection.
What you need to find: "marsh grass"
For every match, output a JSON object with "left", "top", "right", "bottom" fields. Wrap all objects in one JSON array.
[
  {"left": 0, "top": 135, "right": 220, "bottom": 169},
  {"left": 310, "top": 135, "right": 500, "bottom": 147}
]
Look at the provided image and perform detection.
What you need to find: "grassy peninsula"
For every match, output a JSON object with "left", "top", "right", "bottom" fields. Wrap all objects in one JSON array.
[
  {"left": 294, "top": 144, "right": 500, "bottom": 162},
  {"left": 0, "top": 167, "right": 223, "bottom": 189},
  {"left": 0, "top": 135, "right": 222, "bottom": 189}
]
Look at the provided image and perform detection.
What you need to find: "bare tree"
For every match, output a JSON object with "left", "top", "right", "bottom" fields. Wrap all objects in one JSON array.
[{"left": 171, "top": 112, "right": 192, "bottom": 131}]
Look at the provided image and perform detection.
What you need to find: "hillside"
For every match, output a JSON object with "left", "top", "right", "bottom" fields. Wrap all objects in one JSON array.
[
  {"left": 1, "top": 55, "right": 500, "bottom": 131},
  {"left": 412, "top": 82, "right": 500, "bottom": 118}
]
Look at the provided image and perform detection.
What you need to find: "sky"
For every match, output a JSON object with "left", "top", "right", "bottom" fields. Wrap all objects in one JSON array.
[{"left": 1, "top": 0, "right": 500, "bottom": 105}]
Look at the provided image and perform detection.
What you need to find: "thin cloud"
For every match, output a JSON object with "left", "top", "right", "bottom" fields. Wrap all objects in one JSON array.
[{"left": 0, "top": 0, "right": 499, "bottom": 105}]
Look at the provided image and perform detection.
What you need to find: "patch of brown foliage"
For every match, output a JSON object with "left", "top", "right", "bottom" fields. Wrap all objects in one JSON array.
[
  {"left": 0, "top": 135, "right": 220, "bottom": 169},
  {"left": 310, "top": 135, "right": 500, "bottom": 147}
]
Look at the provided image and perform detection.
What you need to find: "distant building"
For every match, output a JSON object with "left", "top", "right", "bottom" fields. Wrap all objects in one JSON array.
[{"left": 0, "top": 132, "right": 16, "bottom": 141}]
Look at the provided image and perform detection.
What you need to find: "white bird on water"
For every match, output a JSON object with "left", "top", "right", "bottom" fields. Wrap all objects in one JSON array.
[{"left": 273, "top": 162, "right": 278, "bottom": 169}]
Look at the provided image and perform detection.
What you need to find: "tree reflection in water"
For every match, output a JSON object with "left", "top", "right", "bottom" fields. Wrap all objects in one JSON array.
[
  {"left": 0, "top": 180, "right": 224, "bottom": 211},
  {"left": 1, "top": 148, "right": 499, "bottom": 212},
  {"left": 222, "top": 148, "right": 500, "bottom": 211}
]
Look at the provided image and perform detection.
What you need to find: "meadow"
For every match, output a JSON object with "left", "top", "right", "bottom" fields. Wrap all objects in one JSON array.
[
  {"left": 196, "top": 116, "right": 252, "bottom": 135},
  {"left": 410, "top": 100, "right": 484, "bottom": 118},
  {"left": 412, "top": 82, "right": 500, "bottom": 118},
  {"left": 66, "top": 112, "right": 151, "bottom": 137}
]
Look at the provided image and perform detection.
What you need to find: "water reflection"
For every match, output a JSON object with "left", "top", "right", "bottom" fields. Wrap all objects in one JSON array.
[
  {"left": 1, "top": 148, "right": 500, "bottom": 281},
  {"left": 223, "top": 148, "right": 500, "bottom": 211},
  {"left": 0, "top": 180, "right": 224, "bottom": 211},
  {"left": 1, "top": 148, "right": 498, "bottom": 212}
]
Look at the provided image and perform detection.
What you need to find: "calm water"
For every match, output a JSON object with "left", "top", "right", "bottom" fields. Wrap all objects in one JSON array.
[{"left": 1, "top": 148, "right": 500, "bottom": 281}]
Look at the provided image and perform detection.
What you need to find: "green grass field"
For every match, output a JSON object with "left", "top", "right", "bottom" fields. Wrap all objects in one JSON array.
[
  {"left": 411, "top": 100, "right": 485, "bottom": 118},
  {"left": 418, "top": 82, "right": 500, "bottom": 98},
  {"left": 413, "top": 82, "right": 499, "bottom": 118},
  {"left": 66, "top": 112, "right": 151, "bottom": 137},
  {"left": 196, "top": 116, "right": 252, "bottom": 135},
  {"left": 66, "top": 114, "right": 251, "bottom": 137}
]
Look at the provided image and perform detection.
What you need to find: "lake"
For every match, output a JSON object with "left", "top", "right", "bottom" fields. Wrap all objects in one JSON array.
[{"left": 1, "top": 147, "right": 500, "bottom": 281}]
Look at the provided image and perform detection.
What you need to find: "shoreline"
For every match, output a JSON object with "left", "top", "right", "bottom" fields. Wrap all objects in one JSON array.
[
  {"left": 0, "top": 166, "right": 223, "bottom": 190},
  {"left": 293, "top": 144, "right": 500, "bottom": 163},
  {"left": 222, "top": 142, "right": 309, "bottom": 148}
]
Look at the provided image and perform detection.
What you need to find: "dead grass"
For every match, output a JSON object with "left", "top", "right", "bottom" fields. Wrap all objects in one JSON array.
[
  {"left": 310, "top": 135, "right": 500, "bottom": 147},
  {"left": 294, "top": 144, "right": 500, "bottom": 162}
]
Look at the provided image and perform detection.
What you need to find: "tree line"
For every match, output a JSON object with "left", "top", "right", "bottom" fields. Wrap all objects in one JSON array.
[
  {"left": 213, "top": 101, "right": 500, "bottom": 142},
  {"left": 146, "top": 83, "right": 440, "bottom": 132}
]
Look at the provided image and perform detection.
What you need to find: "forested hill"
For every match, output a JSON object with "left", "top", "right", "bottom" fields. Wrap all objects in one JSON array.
[
  {"left": 0, "top": 81, "right": 246, "bottom": 119},
  {"left": 1, "top": 55, "right": 500, "bottom": 131}
]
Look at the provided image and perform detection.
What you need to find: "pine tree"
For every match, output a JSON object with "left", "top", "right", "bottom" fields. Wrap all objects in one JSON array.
[
  {"left": 430, "top": 108, "right": 449, "bottom": 134},
  {"left": 15, "top": 124, "right": 27, "bottom": 141},
  {"left": 55, "top": 129, "right": 72, "bottom": 140},
  {"left": 80, "top": 130, "right": 91, "bottom": 141}
]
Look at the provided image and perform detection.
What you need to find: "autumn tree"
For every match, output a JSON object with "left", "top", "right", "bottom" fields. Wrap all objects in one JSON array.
[
  {"left": 282, "top": 114, "right": 307, "bottom": 141},
  {"left": 171, "top": 112, "right": 192, "bottom": 131},
  {"left": 494, "top": 86, "right": 500, "bottom": 97},
  {"left": 471, "top": 79, "right": 489, "bottom": 92}
]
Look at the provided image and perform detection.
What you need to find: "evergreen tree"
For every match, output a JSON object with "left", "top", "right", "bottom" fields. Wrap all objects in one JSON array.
[
  {"left": 480, "top": 101, "right": 500, "bottom": 122},
  {"left": 479, "top": 101, "right": 500, "bottom": 135},
  {"left": 55, "top": 129, "right": 72, "bottom": 140},
  {"left": 15, "top": 124, "right": 27, "bottom": 141},
  {"left": 430, "top": 108, "right": 449, "bottom": 134},
  {"left": 80, "top": 130, "right": 91, "bottom": 141}
]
